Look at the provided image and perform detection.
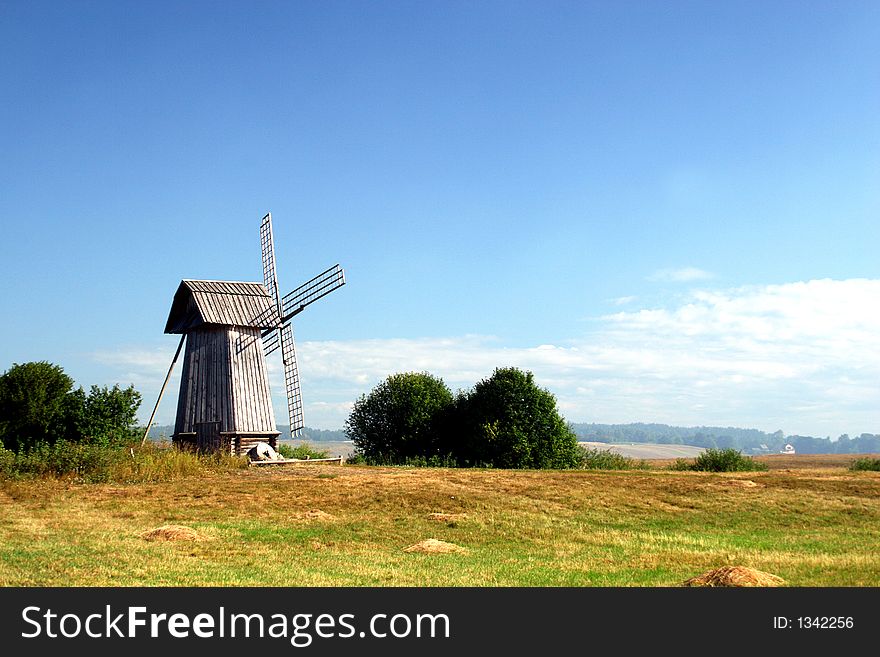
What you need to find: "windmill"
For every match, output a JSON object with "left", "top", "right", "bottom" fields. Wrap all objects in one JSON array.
[{"left": 141, "top": 212, "right": 345, "bottom": 455}]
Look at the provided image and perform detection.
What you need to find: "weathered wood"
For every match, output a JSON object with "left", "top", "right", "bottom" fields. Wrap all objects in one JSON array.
[
  {"left": 165, "top": 280, "right": 280, "bottom": 334},
  {"left": 174, "top": 325, "right": 278, "bottom": 451}
]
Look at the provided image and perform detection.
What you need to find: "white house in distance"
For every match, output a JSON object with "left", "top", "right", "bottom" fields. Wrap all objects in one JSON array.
[{"left": 781, "top": 443, "right": 796, "bottom": 455}]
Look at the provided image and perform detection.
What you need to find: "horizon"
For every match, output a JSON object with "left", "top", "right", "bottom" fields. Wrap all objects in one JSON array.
[{"left": 2, "top": 2, "right": 878, "bottom": 439}]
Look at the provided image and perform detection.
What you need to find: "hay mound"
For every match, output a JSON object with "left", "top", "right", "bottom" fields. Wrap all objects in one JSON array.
[
  {"left": 683, "top": 566, "right": 785, "bottom": 587},
  {"left": 718, "top": 479, "right": 760, "bottom": 488},
  {"left": 140, "top": 525, "right": 202, "bottom": 542},
  {"left": 403, "top": 538, "right": 467, "bottom": 554},
  {"left": 427, "top": 512, "right": 467, "bottom": 522}
]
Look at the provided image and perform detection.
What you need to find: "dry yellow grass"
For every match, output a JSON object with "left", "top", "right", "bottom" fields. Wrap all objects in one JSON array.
[
  {"left": 1, "top": 458, "right": 878, "bottom": 586},
  {"left": 427, "top": 512, "right": 468, "bottom": 522}
]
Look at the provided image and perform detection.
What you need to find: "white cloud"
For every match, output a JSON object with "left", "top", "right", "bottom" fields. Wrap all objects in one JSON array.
[
  {"left": 648, "top": 267, "right": 714, "bottom": 283},
  {"left": 96, "top": 279, "right": 880, "bottom": 437},
  {"left": 294, "top": 279, "right": 880, "bottom": 435}
]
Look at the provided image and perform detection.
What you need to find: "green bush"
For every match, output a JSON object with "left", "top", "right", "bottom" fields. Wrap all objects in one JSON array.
[
  {"left": 345, "top": 372, "right": 454, "bottom": 465},
  {"left": 0, "top": 361, "right": 74, "bottom": 451},
  {"left": 0, "top": 361, "right": 142, "bottom": 452},
  {"left": 669, "top": 458, "right": 695, "bottom": 471},
  {"left": 579, "top": 446, "right": 650, "bottom": 470},
  {"left": 277, "top": 442, "right": 330, "bottom": 460},
  {"left": 850, "top": 457, "right": 880, "bottom": 472},
  {"left": 672, "top": 448, "right": 768, "bottom": 472},
  {"left": 0, "top": 446, "right": 15, "bottom": 478},
  {"left": 456, "top": 368, "right": 580, "bottom": 469},
  {"left": 343, "top": 367, "right": 581, "bottom": 469}
]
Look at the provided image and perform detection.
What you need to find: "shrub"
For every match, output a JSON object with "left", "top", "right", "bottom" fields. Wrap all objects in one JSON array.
[
  {"left": 672, "top": 448, "right": 768, "bottom": 472},
  {"left": 0, "top": 361, "right": 74, "bottom": 451},
  {"left": 456, "top": 368, "right": 580, "bottom": 469},
  {"left": 850, "top": 457, "right": 880, "bottom": 472},
  {"left": 65, "top": 384, "right": 142, "bottom": 446},
  {"left": 345, "top": 372, "right": 454, "bottom": 465},
  {"left": 277, "top": 442, "right": 329, "bottom": 460},
  {"left": 669, "top": 458, "right": 694, "bottom": 471},
  {"left": 0, "top": 361, "right": 142, "bottom": 452},
  {"left": 579, "top": 446, "right": 650, "bottom": 470}
]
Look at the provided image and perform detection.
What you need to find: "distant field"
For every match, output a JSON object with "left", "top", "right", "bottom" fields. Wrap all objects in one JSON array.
[
  {"left": 579, "top": 442, "right": 706, "bottom": 459},
  {"left": 2, "top": 454, "right": 878, "bottom": 587},
  {"left": 279, "top": 439, "right": 356, "bottom": 459}
]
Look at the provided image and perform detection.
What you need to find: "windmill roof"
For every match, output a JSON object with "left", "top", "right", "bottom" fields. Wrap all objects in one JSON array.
[{"left": 164, "top": 280, "right": 281, "bottom": 334}]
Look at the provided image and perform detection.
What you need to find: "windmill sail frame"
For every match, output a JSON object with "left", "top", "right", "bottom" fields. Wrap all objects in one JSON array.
[{"left": 259, "top": 212, "right": 343, "bottom": 438}]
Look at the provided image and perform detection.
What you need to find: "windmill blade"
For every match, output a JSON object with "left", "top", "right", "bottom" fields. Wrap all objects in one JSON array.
[
  {"left": 260, "top": 212, "right": 280, "bottom": 307},
  {"left": 260, "top": 212, "right": 283, "bottom": 357},
  {"left": 280, "top": 322, "right": 305, "bottom": 436},
  {"left": 281, "top": 264, "right": 345, "bottom": 321},
  {"left": 262, "top": 328, "right": 281, "bottom": 357}
]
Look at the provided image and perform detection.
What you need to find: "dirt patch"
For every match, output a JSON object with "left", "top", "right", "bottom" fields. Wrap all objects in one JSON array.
[
  {"left": 683, "top": 566, "right": 785, "bottom": 587},
  {"left": 427, "top": 512, "right": 468, "bottom": 522},
  {"left": 403, "top": 538, "right": 468, "bottom": 554},
  {"left": 139, "top": 525, "right": 202, "bottom": 542}
]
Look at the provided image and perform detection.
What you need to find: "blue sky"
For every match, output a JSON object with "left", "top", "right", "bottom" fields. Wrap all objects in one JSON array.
[{"left": 1, "top": 1, "right": 878, "bottom": 438}]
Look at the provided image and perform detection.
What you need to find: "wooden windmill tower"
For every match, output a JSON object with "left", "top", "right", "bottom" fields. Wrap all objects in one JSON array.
[{"left": 147, "top": 213, "right": 345, "bottom": 455}]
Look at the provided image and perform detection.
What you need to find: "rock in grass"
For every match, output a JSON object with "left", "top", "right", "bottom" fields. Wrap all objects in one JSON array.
[{"left": 683, "top": 566, "right": 785, "bottom": 587}]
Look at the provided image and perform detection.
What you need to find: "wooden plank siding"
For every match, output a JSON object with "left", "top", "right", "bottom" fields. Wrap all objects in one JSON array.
[
  {"left": 167, "top": 279, "right": 284, "bottom": 455},
  {"left": 173, "top": 325, "right": 279, "bottom": 454}
]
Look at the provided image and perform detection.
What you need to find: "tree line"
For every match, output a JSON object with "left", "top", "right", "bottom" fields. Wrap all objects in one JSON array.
[{"left": 574, "top": 422, "right": 880, "bottom": 454}]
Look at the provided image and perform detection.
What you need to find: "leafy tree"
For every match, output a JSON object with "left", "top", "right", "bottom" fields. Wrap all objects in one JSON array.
[
  {"left": 345, "top": 372, "right": 454, "bottom": 464},
  {"left": 0, "top": 362, "right": 74, "bottom": 451},
  {"left": 456, "top": 367, "right": 580, "bottom": 469},
  {"left": 0, "top": 361, "right": 142, "bottom": 452},
  {"left": 65, "top": 384, "right": 142, "bottom": 446}
]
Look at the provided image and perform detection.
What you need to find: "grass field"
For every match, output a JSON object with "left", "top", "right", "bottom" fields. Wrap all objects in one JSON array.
[{"left": 1, "top": 453, "right": 878, "bottom": 586}]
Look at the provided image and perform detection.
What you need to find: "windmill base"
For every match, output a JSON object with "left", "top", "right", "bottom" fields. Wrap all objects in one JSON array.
[{"left": 173, "top": 431, "right": 281, "bottom": 456}]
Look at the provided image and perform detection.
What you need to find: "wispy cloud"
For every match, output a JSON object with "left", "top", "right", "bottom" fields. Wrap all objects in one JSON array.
[
  {"left": 294, "top": 278, "right": 879, "bottom": 435},
  {"left": 97, "top": 279, "right": 880, "bottom": 437},
  {"left": 648, "top": 267, "right": 714, "bottom": 283}
]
